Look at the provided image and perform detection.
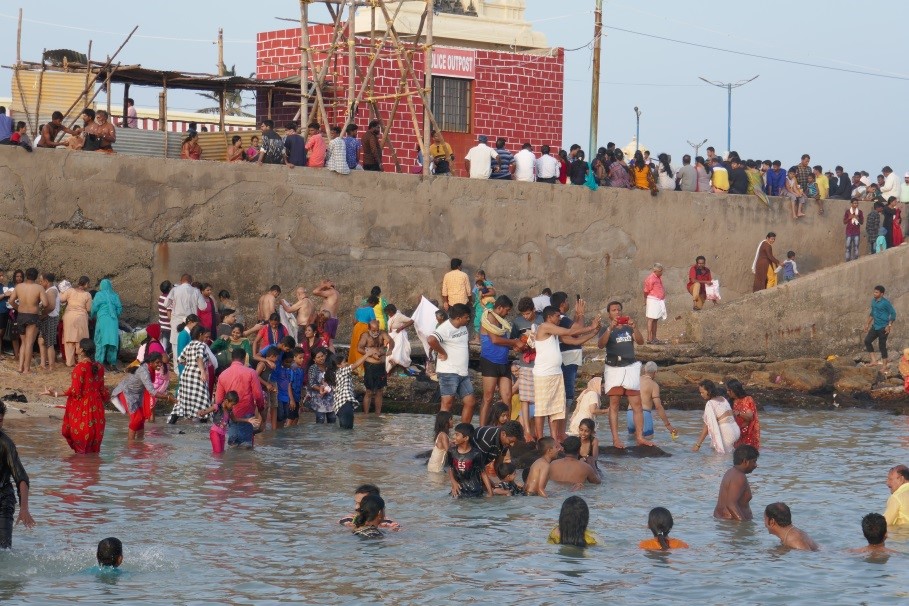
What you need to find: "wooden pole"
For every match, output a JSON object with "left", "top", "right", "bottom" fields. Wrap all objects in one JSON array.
[
  {"left": 305, "top": 1, "right": 347, "bottom": 125},
  {"left": 61, "top": 26, "right": 138, "bottom": 126},
  {"left": 296, "top": 0, "right": 310, "bottom": 123},
  {"left": 219, "top": 86, "right": 227, "bottom": 154},
  {"left": 83, "top": 41, "right": 92, "bottom": 109},
  {"left": 122, "top": 83, "right": 130, "bottom": 128},
  {"left": 16, "top": 9, "right": 22, "bottom": 65},
  {"left": 161, "top": 76, "right": 168, "bottom": 157},
  {"left": 422, "top": 0, "right": 432, "bottom": 176},
  {"left": 217, "top": 28, "right": 225, "bottom": 76},
  {"left": 347, "top": 0, "right": 356, "bottom": 123},
  {"left": 105, "top": 56, "right": 112, "bottom": 118},
  {"left": 32, "top": 49, "right": 47, "bottom": 138}
]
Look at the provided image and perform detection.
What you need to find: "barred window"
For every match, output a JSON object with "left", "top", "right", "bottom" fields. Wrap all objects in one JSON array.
[{"left": 431, "top": 76, "right": 471, "bottom": 133}]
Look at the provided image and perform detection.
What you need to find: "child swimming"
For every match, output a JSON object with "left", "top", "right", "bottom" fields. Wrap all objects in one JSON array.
[
  {"left": 576, "top": 418, "right": 599, "bottom": 469},
  {"left": 639, "top": 507, "right": 688, "bottom": 549},
  {"left": 491, "top": 402, "right": 510, "bottom": 427},
  {"left": 97, "top": 537, "right": 123, "bottom": 568},
  {"left": 352, "top": 494, "right": 386, "bottom": 539},
  {"left": 339, "top": 484, "right": 400, "bottom": 530},
  {"left": 428, "top": 411, "right": 453, "bottom": 473},
  {"left": 447, "top": 423, "right": 493, "bottom": 498},
  {"left": 493, "top": 462, "right": 524, "bottom": 496},
  {"left": 524, "top": 437, "right": 558, "bottom": 497},
  {"left": 548, "top": 496, "right": 596, "bottom": 546}
]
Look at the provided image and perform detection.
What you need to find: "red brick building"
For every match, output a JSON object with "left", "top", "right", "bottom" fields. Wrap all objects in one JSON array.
[{"left": 256, "top": 25, "right": 564, "bottom": 174}]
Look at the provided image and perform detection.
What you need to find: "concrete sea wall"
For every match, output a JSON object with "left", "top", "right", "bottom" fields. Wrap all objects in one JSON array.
[{"left": 0, "top": 148, "right": 862, "bottom": 349}]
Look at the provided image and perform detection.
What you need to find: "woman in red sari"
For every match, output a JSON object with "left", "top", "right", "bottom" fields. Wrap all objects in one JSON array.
[
  {"left": 45, "top": 338, "right": 109, "bottom": 454},
  {"left": 726, "top": 379, "right": 761, "bottom": 450}
]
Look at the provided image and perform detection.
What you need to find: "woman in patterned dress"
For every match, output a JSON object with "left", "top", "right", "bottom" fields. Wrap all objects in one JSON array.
[
  {"left": 306, "top": 348, "right": 336, "bottom": 424},
  {"left": 169, "top": 325, "right": 213, "bottom": 423},
  {"left": 45, "top": 338, "right": 109, "bottom": 454}
]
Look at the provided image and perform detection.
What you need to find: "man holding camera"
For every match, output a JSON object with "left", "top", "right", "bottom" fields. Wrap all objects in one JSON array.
[{"left": 598, "top": 300, "right": 653, "bottom": 448}]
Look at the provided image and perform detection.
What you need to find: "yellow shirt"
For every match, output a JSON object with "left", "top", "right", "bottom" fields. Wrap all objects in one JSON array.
[
  {"left": 632, "top": 166, "right": 650, "bottom": 190},
  {"left": 441, "top": 269, "right": 471, "bottom": 306},
  {"left": 884, "top": 483, "right": 909, "bottom": 526},
  {"left": 430, "top": 142, "right": 453, "bottom": 161},
  {"left": 817, "top": 174, "right": 829, "bottom": 199},
  {"left": 712, "top": 167, "right": 729, "bottom": 191},
  {"left": 548, "top": 527, "right": 597, "bottom": 545}
]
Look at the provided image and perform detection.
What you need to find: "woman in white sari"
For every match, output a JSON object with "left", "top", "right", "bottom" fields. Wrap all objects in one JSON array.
[
  {"left": 693, "top": 379, "right": 740, "bottom": 454},
  {"left": 385, "top": 304, "right": 414, "bottom": 373}
]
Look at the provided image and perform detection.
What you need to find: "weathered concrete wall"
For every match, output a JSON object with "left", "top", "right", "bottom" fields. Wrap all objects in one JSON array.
[
  {"left": 688, "top": 246, "right": 909, "bottom": 361},
  {"left": 0, "top": 148, "right": 854, "bottom": 338}
]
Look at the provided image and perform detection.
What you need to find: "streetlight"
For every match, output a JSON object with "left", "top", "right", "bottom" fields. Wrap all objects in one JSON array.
[
  {"left": 687, "top": 138, "right": 708, "bottom": 158},
  {"left": 698, "top": 75, "right": 758, "bottom": 153},
  {"left": 634, "top": 106, "right": 641, "bottom": 152}
]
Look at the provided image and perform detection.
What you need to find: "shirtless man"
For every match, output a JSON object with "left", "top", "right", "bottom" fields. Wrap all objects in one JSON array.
[
  {"left": 849, "top": 513, "right": 896, "bottom": 555},
  {"left": 282, "top": 287, "right": 315, "bottom": 339},
  {"left": 764, "top": 502, "right": 819, "bottom": 551},
  {"left": 94, "top": 110, "right": 116, "bottom": 151},
  {"left": 524, "top": 437, "right": 558, "bottom": 497},
  {"left": 632, "top": 361, "right": 677, "bottom": 441},
  {"left": 37, "top": 111, "right": 76, "bottom": 148},
  {"left": 714, "top": 444, "right": 759, "bottom": 520},
  {"left": 312, "top": 279, "right": 340, "bottom": 318},
  {"left": 10, "top": 268, "right": 49, "bottom": 374},
  {"left": 357, "top": 320, "right": 392, "bottom": 414},
  {"left": 548, "top": 436, "right": 601, "bottom": 487},
  {"left": 257, "top": 285, "right": 281, "bottom": 323}
]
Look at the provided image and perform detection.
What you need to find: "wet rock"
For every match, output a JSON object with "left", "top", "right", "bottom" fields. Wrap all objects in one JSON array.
[
  {"left": 765, "top": 358, "right": 832, "bottom": 392},
  {"left": 599, "top": 445, "right": 672, "bottom": 458},
  {"left": 654, "top": 370, "right": 687, "bottom": 388},
  {"left": 833, "top": 366, "right": 880, "bottom": 393},
  {"left": 749, "top": 371, "right": 773, "bottom": 388}
]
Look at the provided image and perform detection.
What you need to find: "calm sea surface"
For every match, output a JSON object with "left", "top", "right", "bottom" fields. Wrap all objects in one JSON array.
[{"left": 1, "top": 407, "right": 908, "bottom": 605}]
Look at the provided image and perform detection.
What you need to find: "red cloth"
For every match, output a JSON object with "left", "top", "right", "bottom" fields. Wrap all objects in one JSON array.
[
  {"left": 215, "top": 361, "right": 265, "bottom": 418},
  {"left": 732, "top": 396, "right": 761, "bottom": 449},
  {"left": 891, "top": 207, "right": 904, "bottom": 247},
  {"left": 61, "top": 361, "right": 110, "bottom": 454},
  {"left": 643, "top": 272, "right": 665, "bottom": 299},
  {"left": 687, "top": 265, "right": 713, "bottom": 293}
]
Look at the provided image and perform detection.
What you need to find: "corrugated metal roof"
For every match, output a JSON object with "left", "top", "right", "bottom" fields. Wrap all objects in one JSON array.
[
  {"left": 111, "top": 128, "right": 186, "bottom": 159},
  {"left": 11, "top": 71, "right": 91, "bottom": 119}
]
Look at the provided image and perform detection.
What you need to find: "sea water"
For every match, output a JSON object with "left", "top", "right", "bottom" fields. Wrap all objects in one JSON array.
[{"left": 0, "top": 407, "right": 908, "bottom": 605}]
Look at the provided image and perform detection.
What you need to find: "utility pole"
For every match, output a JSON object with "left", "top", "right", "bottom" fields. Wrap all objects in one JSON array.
[
  {"left": 217, "top": 28, "right": 225, "bottom": 76},
  {"left": 687, "top": 138, "right": 708, "bottom": 158},
  {"left": 698, "top": 75, "right": 758, "bottom": 153},
  {"left": 588, "top": 0, "right": 603, "bottom": 156},
  {"left": 634, "top": 106, "right": 641, "bottom": 152}
]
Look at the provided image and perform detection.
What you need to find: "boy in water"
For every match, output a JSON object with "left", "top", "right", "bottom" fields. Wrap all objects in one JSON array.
[
  {"left": 287, "top": 348, "right": 307, "bottom": 425},
  {"left": 0, "top": 401, "right": 35, "bottom": 549},
  {"left": 97, "top": 537, "right": 123, "bottom": 569},
  {"left": 524, "top": 437, "right": 558, "bottom": 497},
  {"left": 274, "top": 354, "right": 293, "bottom": 429},
  {"left": 850, "top": 513, "right": 895, "bottom": 554},
  {"left": 447, "top": 423, "right": 493, "bottom": 498},
  {"left": 338, "top": 484, "right": 400, "bottom": 530},
  {"left": 493, "top": 462, "right": 524, "bottom": 496},
  {"left": 255, "top": 348, "right": 279, "bottom": 430}
]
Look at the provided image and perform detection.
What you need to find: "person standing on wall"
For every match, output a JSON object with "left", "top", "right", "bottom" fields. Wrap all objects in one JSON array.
[{"left": 864, "top": 285, "right": 896, "bottom": 373}]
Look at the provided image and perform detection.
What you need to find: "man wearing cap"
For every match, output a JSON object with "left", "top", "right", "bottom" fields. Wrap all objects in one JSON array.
[{"left": 465, "top": 135, "right": 500, "bottom": 179}]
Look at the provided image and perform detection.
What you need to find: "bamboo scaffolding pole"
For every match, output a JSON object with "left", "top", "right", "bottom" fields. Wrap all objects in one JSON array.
[
  {"left": 33, "top": 49, "right": 46, "bottom": 138},
  {"left": 422, "top": 0, "right": 432, "bottom": 176}
]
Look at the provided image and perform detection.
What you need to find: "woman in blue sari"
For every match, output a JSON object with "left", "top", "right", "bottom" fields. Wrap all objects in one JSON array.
[{"left": 91, "top": 279, "right": 122, "bottom": 371}]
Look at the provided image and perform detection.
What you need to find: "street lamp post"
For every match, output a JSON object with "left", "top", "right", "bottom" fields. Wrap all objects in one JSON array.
[
  {"left": 634, "top": 106, "right": 641, "bottom": 152},
  {"left": 687, "top": 138, "right": 708, "bottom": 158},
  {"left": 698, "top": 75, "right": 758, "bottom": 153}
]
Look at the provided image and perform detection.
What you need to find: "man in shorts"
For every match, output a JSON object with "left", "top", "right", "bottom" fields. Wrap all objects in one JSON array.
[
  {"left": 597, "top": 300, "right": 653, "bottom": 448},
  {"left": 357, "top": 319, "right": 392, "bottom": 414},
  {"left": 479, "top": 296, "right": 520, "bottom": 426},
  {"left": 428, "top": 303, "right": 474, "bottom": 422},
  {"left": 10, "top": 268, "right": 49, "bottom": 375},
  {"left": 37, "top": 272, "right": 60, "bottom": 371},
  {"left": 629, "top": 361, "right": 677, "bottom": 441}
]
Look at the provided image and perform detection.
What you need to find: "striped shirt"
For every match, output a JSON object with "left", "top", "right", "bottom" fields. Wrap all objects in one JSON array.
[
  {"left": 491, "top": 148, "right": 514, "bottom": 179},
  {"left": 471, "top": 425, "right": 504, "bottom": 464},
  {"left": 158, "top": 294, "right": 170, "bottom": 327}
]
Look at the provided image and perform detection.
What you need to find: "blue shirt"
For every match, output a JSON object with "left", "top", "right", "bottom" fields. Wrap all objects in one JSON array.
[
  {"left": 870, "top": 296, "right": 896, "bottom": 330},
  {"left": 259, "top": 345, "right": 285, "bottom": 382},
  {"left": 480, "top": 334, "right": 509, "bottom": 364},
  {"left": 344, "top": 136, "right": 362, "bottom": 169},
  {"left": 0, "top": 114, "right": 12, "bottom": 141},
  {"left": 275, "top": 364, "right": 291, "bottom": 403},
  {"left": 490, "top": 148, "right": 514, "bottom": 179},
  {"left": 765, "top": 168, "right": 786, "bottom": 196},
  {"left": 288, "top": 364, "right": 306, "bottom": 402}
]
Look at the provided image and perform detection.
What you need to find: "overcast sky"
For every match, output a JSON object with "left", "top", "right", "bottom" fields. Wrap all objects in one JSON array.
[{"left": 3, "top": 1, "right": 906, "bottom": 172}]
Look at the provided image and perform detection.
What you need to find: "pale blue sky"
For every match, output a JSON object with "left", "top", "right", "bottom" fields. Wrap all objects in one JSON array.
[{"left": 3, "top": 1, "right": 906, "bottom": 172}]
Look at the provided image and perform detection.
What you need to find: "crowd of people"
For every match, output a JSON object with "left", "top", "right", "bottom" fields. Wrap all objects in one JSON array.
[{"left": 0, "top": 252, "right": 906, "bottom": 553}]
